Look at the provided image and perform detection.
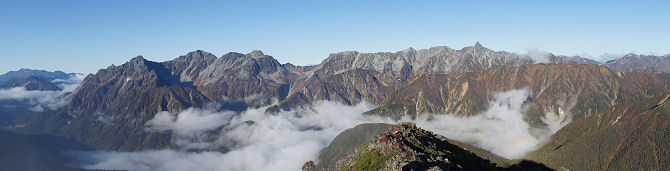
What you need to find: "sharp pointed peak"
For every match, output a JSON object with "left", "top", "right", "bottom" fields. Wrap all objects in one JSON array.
[{"left": 474, "top": 41, "right": 483, "bottom": 48}]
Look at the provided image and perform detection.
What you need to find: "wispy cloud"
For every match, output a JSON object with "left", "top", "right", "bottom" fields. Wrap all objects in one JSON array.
[
  {"left": 524, "top": 48, "right": 552, "bottom": 64},
  {"left": 407, "top": 88, "right": 572, "bottom": 159}
]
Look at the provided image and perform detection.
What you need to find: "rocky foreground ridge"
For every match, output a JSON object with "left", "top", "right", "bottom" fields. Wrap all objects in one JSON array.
[{"left": 302, "top": 122, "right": 552, "bottom": 171}]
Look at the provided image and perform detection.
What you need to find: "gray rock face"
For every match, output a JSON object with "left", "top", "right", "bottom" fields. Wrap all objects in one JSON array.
[
  {"left": 193, "top": 51, "right": 300, "bottom": 107},
  {"left": 269, "top": 42, "right": 549, "bottom": 112},
  {"left": 162, "top": 50, "right": 217, "bottom": 82},
  {"left": 314, "top": 42, "right": 533, "bottom": 79}
]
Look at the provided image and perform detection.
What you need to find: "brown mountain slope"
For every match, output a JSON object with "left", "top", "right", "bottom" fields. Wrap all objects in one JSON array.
[
  {"left": 525, "top": 95, "right": 670, "bottom": 170},
  {"left": 366, "top": 64, "right": 670, "bottom": 128}
]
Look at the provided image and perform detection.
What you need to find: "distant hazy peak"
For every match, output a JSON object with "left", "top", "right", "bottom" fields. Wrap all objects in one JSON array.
[
  {"left": 0, "top": 68, "right": 78, "bottom": 83},
  {"left": 623, "top": 53, "right": 639, "bottom": 58}
]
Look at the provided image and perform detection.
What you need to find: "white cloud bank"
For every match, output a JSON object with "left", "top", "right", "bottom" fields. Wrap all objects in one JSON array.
[
  {"left": 67, "top": 88, "right": 572, "bottom": 171},
  {"left": 0, "top": 74, "right": 84, "bottom": 112},
  {"left": 410, "top": 88, "right": 572, "bottom": 159}
]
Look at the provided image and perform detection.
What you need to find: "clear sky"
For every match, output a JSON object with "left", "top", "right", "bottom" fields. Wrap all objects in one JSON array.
[{"left": 1, "top": 0, "right": 668, "bottom": 74}]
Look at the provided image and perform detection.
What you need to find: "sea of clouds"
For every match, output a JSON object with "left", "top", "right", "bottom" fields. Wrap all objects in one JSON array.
[
  {"left": 0, "top": 74, "right": 84, "bottom": 112},
  {"left": 67, "top": 88, "right": 572, "bottom": 171}
]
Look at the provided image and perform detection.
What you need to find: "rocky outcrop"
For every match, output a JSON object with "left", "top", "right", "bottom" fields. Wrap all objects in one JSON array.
[
  {"left": 301, "top": 161, "right": 317, "bottom": 171},
  {"left": 307, "top": 122, "right": 551, "bottom": 171}
]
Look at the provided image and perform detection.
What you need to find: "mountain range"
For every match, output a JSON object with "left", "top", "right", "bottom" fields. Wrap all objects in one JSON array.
[{"left": 3, "top": 43, "right": 670, "bottom": 170}]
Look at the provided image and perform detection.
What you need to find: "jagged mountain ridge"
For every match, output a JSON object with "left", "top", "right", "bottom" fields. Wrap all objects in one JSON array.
[
  {"left": 19, "top": 49, "right": 301, "bottom": 151},
  {"left": 366, "top": 64, "right": 670, "bottom": 128},
  {"left": 269, "top": 42, "right": 600, "bottom": 112},
  {"left": 16, "top": 43, "right": 668, "bottom": 152}
]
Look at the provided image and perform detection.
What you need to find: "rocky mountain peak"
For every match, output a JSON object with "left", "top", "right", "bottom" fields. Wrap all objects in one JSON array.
[
  {"left": 402, "top": 47, "right": 416, "bottom": 54},
  {"left": 163, "top": 50, "right": 218, "bottom": 82},
  {"left": 185, "top": 50, "right": 217, "bottom": 61},
  {"left": 474, "top": 41, "right": 483, "bottom": 48},
  {"left": 247, "top": 50, "right": 266, "bottom": 58},
  {"left": 129, "top": 55, "right": 146, "bottom": 62},
  {"left": 468, "top": 41, "right": 488, "bottom": 52},
  {"left": 118, "top": 56, "right": 154, "bottom": 74},
  {"left": 127, "top": 56, "right": 148, "bottom": 68}
]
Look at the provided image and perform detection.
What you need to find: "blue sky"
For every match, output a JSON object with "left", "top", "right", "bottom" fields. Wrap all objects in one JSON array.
[{"left": 1, "top": 0, "right": 668, "bottom": 74}]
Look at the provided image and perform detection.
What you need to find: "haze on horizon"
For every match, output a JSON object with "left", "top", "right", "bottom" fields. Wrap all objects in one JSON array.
[{"left": 1, "top": 0, "right": 668, "bottom": 74}]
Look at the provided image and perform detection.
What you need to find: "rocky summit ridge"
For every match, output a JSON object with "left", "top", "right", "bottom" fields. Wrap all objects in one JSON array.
[{"left": 302, "top": 122, "right": 552, "bottom": 171}]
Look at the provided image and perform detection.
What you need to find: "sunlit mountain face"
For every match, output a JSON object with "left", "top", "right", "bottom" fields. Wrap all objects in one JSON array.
[{"left": 2, "top": 1, "right": 670, "bottom": 171}]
